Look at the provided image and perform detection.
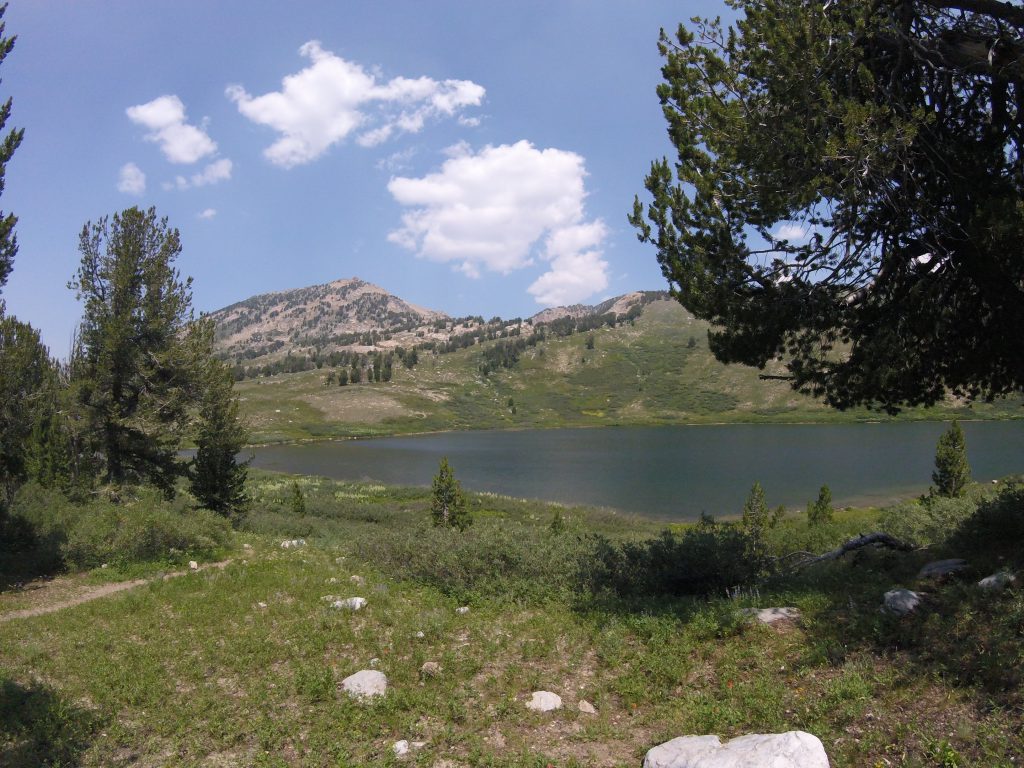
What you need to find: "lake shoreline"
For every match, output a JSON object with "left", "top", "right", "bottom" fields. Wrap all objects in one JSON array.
[{"left": 241, "top": 412, "right": 1024, "bottom": 449}]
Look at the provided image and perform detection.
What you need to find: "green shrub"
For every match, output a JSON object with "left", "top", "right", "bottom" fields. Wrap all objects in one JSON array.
[
  {"left": 584, "top": 526, "right": 755, "bottom": 598},
  {"left": 947, "top": 480, "right": 1024, "bottom": 565},
  {"left": 352, "top": 518, "right": 592, "bottom": 602},
  {"left": 6, "top": 483, "right": 231, "bottom": 571},
  {"left": 879, "top": 495, "right": 977, "bottom": 547}
]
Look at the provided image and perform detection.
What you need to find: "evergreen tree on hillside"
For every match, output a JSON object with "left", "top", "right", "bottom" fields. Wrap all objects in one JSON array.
[
  {"left": 190, "top": 359, "right": 250, "bottom": 519},
  {"left": 69, "top": 207, "right": 210, "bottom": 494},
  {"left": 933, "top": 421, "right": 970, "bottom": 498}
]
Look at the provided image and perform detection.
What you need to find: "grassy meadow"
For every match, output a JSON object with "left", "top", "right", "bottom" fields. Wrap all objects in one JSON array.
[
  {"left": 2, "top": 472, "right": 1023, "bottom": 767},
  {"left": 234, "top": 301, "right": 1023, "bottom": 444}
]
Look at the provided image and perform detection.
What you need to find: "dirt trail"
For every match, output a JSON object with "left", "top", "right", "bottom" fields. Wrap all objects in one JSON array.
[{"left": 0, "top": 560, "right": 231, "bottom": 623}]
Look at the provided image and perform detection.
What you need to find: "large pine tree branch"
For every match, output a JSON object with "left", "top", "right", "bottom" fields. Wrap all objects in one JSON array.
[{"left": 918, "top": 0, "right": 1024, "bottom": 28}]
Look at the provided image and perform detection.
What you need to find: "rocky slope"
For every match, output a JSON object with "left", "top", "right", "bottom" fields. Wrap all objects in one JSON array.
[{"left": 209, "top": 277, "right": 667, "bottom": 364}]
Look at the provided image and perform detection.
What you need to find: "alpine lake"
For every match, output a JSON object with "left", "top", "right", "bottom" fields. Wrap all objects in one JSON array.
[{"left": 249, "top": 420, "right": 1024, "bottom": 520}]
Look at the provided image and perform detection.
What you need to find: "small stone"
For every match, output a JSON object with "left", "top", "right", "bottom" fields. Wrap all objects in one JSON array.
[
  {"left": 101, "top": 563, "right": 108, "bottom": 569},
  {"left": 350, "top": 575, "right": 365, "bottom": 586},
  {"left": 392, "top": 740, "right": 409, "bottom": 756},
  {"left": 978, "top": 571, "right": 1016, "bottom": 590},
  {"left": 341, "top": 669, "right": 387, "bottom": 700},
  {"left": 526, "top": 691, "right": 562, "bottom": 712},
  {"left": 257, "top": 601, "right": 268, "bottom": 609},
  {"left": 420, "top": 661, "right": 441, "bottom": 678},
  {"left": 369, "top": 657, "right": 381, "bottom": 667},
  {"left": 327, "top": 577, "right": 338, "bottom": 584},
  {"left": 456, "top": 606, "right": 470, "bottom": 615},
  {"left": 189, "top": 560, "right": 199, "bottom": 570},
  {"left": 331, "top": 597, "right": 366, "bottom": 611},
  {"left": 918, "top": 559, "right": 968, "bottom": 579},
  {"left": 882, "top": 588, "right": 921, "bottom": 616},
  {"left": 578, "top": 699, "right": 597, "bottom": 715},
  {"left": 414, "top": 631, "right": 425, "bottom": 639},
  {"left": 242, "top": 543, "right": 253, "bottom": 550}
]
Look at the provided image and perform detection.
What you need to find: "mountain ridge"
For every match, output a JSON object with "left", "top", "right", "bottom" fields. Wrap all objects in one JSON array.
[{"left": 208, "top": 276, "right": 667, "bottom": 363}]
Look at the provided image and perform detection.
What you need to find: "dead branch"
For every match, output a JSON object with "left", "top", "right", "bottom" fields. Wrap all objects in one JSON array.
[{"left": 790, "top": 532, "right": 918, "bottom": 569}]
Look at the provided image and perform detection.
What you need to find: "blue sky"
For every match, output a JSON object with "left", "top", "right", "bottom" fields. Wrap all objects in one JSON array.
[{"left": 0, "top": 0, "right": 732, "bottom": 356}]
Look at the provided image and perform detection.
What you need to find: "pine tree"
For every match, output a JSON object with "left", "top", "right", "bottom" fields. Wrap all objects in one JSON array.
[
  {"left": 807, "top": 485, "right": 834, "bottom": 526},
  {"left": 189, "top": 359, "right": 249, "bottom": 519},
  {"left": 289, "top": 480, "right": 306, "bottom": 518},
  {"left": 69, "top": 207, "right": 209, "bottom": 494},
  {"left": 933, "top": 421, "right": 970, "bottom": 498},
  {"left": 431, "top": 457, "right": 470, "bottom": 530},
  {"left": 0, "top": 3, "right": 23, "bottom": 295},
  {"left": 741, "top": 481, "right": 771, "bottom": 574},
  {"left": 0, "top": 315, "right": 51, "bottom": 502}
]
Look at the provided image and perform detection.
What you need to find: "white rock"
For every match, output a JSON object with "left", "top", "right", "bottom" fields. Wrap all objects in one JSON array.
[
  {"left": 327, "top": 577, "right": 338, "bottom": 584},
  {"left": 978, "top": 571, "right": 1016, "bottom": 590},
  {"left": 188, "top": 560, "right": 199, "bottom": 570},
  {"left": 350, "top": 575, "right": 365, "bottom": 586},
  {"left": 578, "top": 699, "right": 597, "bottom": 715},
  {"left": 331, "top": 597, "right": 366, "bottom": 611},
  {"left": 341, "top": 669, "right": 387, "bottom": 700},
  {"left": 369, "top": 657, "right": 380, "bottom": 667},
  {"left": 420, "top": 661, "right": 441, "bottom": 678},
  {"left": 882, "top": 588, "right": 921, "bottom": 616},
  {"left": 242, "top": 543, "right": 253, "bottom": 550},
  {"left": 918, "top": 559, "right": 968, "bottom": 579},
  {"left": 414, "top": 631, "right": 425, "bottom": 639},
  {"left": 741, "top": 607, "right": 801, "bottom": 625},
  {"left": 642, "top": 731, "right": 829, "bottom": 768},
  {"left": 257, "top": 601, "right": 268, "bottom": 609},
  {"left": 526, "top": 691, "right": 562, "bottom": 712},
  {"left": 392, "top": 740, "right": 409, "bottom": 756},
  {"left": 281, "top": 539, "right": 306, "bottom": 549},
  {"left": 456, "top": 606, "right": 470, "bottom": 615}
]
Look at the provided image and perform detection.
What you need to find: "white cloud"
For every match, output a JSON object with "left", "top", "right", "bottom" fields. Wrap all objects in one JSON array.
[
  {"left": 226, "top": 41, "right": 484, "bottom": 168},
  {"left": 388, "top": 140, "right": 609, "bottom": 304},
  {"left": 165, "top": 158, "right": 233, "bottom": 191},
  {"left": 126, "top": 95, "right": 217, "bottom": 164},
  {"left": 117, "top": 162, "right": 146, "bottom": 195},
  {"left": 198, "top": 208, "right": 217, "bottom": 220},
  {"left": 773, "top": 222, "right": 810, "bottom": 242}
]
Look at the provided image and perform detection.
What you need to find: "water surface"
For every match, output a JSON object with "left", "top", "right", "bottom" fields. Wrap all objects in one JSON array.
[{"left": 249, "top": 421, "right": 1024, "bottom": 520}]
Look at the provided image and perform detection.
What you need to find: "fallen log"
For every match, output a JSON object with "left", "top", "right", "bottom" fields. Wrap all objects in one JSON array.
[{"left": 788, "top": 532, "right": 917, "bottom": 569}]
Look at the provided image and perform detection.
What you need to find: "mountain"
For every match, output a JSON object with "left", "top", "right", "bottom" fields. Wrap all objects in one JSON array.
[
  {"left": 208, "top": 277, "right": 667, "bottom": 364},
  {"left": 208, "top": 277, "right": 449, "bottom": 361}
]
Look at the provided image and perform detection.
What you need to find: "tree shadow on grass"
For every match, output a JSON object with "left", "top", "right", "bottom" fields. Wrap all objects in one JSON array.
[{"left": 0, "top": 677, "right": 102, "bottom": 767}]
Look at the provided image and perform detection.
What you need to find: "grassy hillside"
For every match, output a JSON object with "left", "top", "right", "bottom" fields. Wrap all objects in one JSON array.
[
  {"left": 236, "top": 300, "right": 1022, "bottom": 443},
  {"left": 2, "top": 473, "right": 1022, "bottom": 766}
]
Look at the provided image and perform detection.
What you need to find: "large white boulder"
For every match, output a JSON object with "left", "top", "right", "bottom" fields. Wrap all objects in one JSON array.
[
  {"left": 643, "top": 731, "right": 829, "bottom": 768},
  {"left": 526, "top": 691, "right": 562, "bottom": 712},
  {"left": 341, "top": 669, "right": 387, "bottom": 700}
]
